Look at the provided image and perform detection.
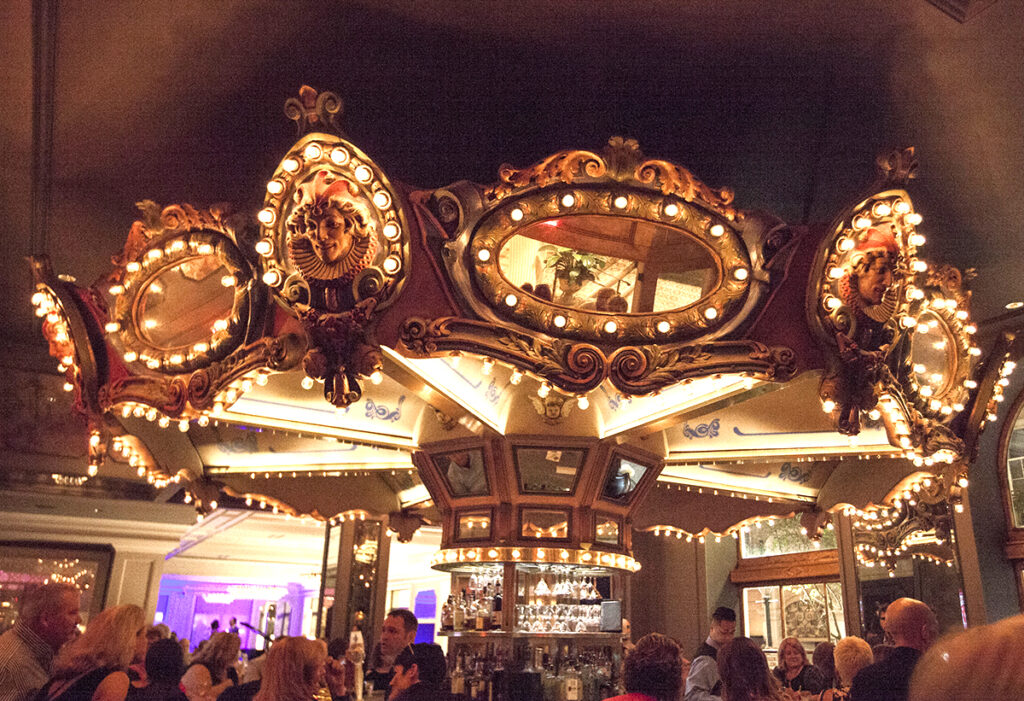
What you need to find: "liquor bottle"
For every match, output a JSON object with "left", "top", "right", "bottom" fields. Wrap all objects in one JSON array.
[
  {"left": 475, "top": 592, "right": 491, "bottom": 631},
  {"left": 562, "top": 658, "right": 581, "bottom": 701},
  {"left": 451, "top": 650, "right": 466, "bottom": 695},
  {"left": 454, "top": 591, "right": 467, "bottom": 631},
  {"left": 491, "top": 582, "right": 503, "bottom": 629},
  {"left": 441, "top": 595, "right": 454, "bottom": 631}
]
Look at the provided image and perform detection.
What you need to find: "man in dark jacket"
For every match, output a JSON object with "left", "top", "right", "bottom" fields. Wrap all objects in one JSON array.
[
  {"left": 684, "top": 607, "right": 736, "bottom": 701},
  {"left": 850, "top": 598, "right": 938, "bottom": 701},
  {"left": 389, "top": 643, "right": 448, "bottom": 701}
]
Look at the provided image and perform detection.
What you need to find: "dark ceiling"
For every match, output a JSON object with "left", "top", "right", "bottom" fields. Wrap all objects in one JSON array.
[{"left": 3, "top": 0, "right": 1023, "bottom": 368}]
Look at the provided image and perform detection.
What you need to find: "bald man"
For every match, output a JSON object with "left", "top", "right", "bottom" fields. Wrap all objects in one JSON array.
[{"left": 850, "top": 598, "right": 939, "bottom": 701}]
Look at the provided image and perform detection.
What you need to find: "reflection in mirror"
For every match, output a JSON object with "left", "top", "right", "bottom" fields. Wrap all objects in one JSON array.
[
  {"left": 1005, "top": 397, "right": 1024, "bottom": 527},
  {"left": 602, "top": 456, "right": 648, "bottom": 502},
  {"left": 521, "top": 508, "right": 570, "bottom": 540},
  {"left": 742, "top": 583, "right": 845, "bottom": 652},
  {"left": 514, "top": 447, "right": 585, "bottom": 494},
  {"left": 853, "top": 511, "right": 967, "bottom": 643},
  {"left": 498, "top": 216, "right": 718, "bottom": 313},
  {"left": 436, "top": 449, "right": 488, "bottom": 497},
  {"left": 740, "top": 515, "right": 837, "bottom": 559},
  {"left": 909, "top": 310, "right": 954, "bottom": 397},
  {"left": 595, "top": 518, "right": 620, "bottom": 545},
  {"left": 138, "top": 256, "right": 236, "bottom": 349},
  {"left": 457, "top": 512, "right": 491, "bottom": 541}
]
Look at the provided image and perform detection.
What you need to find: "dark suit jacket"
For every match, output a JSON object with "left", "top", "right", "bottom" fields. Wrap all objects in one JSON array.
[{"left": 849, "top": 646, "right": 921, "bottom": 701}]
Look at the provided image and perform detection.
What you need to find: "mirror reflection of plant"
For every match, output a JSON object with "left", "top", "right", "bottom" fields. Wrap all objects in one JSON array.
[{"left": 538, "top": 245, "right": 607, "bottom": 302}]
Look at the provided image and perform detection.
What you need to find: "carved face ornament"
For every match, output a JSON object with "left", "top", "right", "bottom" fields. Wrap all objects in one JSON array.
[{"left": 839, "top": 226, "right": 900, "bottom": 323}]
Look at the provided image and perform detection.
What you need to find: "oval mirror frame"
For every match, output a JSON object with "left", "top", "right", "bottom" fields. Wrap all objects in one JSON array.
[
  {"left": 469, "top": 185, "right": 751, "bottom": 344},
  {"left": 112, "top": 230, "right": 257, "bottom": 374},
  {"left": 904, "top": 289, "right": 975, "bottom": 421}
]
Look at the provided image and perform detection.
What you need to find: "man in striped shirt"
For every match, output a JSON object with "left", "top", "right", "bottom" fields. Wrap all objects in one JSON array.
[{"left": 0, "top": 583, "right": 81, "bottom": 701}]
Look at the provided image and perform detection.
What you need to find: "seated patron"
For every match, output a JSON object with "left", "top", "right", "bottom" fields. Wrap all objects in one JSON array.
[
  {"left": 605, "top": 633, "right": 686, "bottom": 701},
  {"left": 366, "top": 610, "right": 418, "bottom": 691},
  {"left": 0, "top": 583, "right": 81, "bottom": 701},
  {"left": 850, "top": 598, "right": 937, "bottom": 701},
  {"left": 772, "top": 637, "right": 825, "bottom": 696},
  {"left": 388, "top": 643, "right": 448, "bottom": 701},
  {"left": 717, "top": 637, "right": 786, "bottom": 701},
  {"left": 820, "top": 636, "right": 872, "bottom": 701}
]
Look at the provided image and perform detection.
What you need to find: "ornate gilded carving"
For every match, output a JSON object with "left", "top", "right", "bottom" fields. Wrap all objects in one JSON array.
[
  {"left": 813, "top": 189, "right": 926, "bottom": 435},
  {"left": 257, "top": 88, "right": 412, "bottom": 407},
  {"left": 851, "top": 489, "right": 958, "bottom": 573},
  {"left": 530, "top": 392, "right": 578, "bottom": 424},
  {"left": 875, "top": 147, "right": 919, "bottom": 188},
  {"left": 283, "top": 84, "right": 344, "bottom": 136},
  {"left": 399, "top": 316, "right": 796, "bottom": 396}
]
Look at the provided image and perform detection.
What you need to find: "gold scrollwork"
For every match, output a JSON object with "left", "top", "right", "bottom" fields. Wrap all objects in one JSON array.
[{"left": 398, "top": 316, "right": 796, "bottom": 396}]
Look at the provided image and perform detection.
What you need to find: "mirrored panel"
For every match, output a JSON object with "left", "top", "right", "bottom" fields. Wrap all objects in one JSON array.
[
  {"left": 602, "top": 455, "right": 649, "bottom": 503},
  {"left": 498, "top": 216, "right": 718, "bottom": 313},
  {"left": 1004, "top": 393, "right": 1024, "bottom": 527},
  {"left": 456, "top": 511, "right": 492, "bottom": 541},
  {"left": 521, "top": 508, "right": 570, "bottom": 540},
  {"left": 909, "top": 309, "right": 955, "bottom": 397},
  {"left": 514, "top": 447, "right": 585, "bottom": 494},
  {"left": 742, "top": 582, "right": 845, "bottom": 653},
  {"left": 595, "top": 517, "right": 620, "bottom": 545},
  {"left": 435, "top": 449, "right": 489, "bottom": 497},
  {"left": 137, "top": 256, "right": 237, "bottom": 349}
]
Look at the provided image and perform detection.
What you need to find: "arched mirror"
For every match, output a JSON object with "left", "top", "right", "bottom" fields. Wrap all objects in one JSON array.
[{"left": 137, "top": 256, "right": 237, "bottom": 349}]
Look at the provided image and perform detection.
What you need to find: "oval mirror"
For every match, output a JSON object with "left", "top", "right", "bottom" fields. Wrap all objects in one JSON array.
[
  {"left": 136, "top": 256, "right": 236, "bottom": 350},
  {"left": 909, "top": 309, "right": 954, "bottom": 398},
  {"left": 498, "top": 215, "right": 719, "bottom": 313}
]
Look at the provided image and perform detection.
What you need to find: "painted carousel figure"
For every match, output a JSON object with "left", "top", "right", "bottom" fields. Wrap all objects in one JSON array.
[{"left": 286, "top": 170, "right": 379, "bottom": 312}]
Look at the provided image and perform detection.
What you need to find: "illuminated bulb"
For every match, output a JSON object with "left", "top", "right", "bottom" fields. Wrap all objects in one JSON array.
[
  {"left": 965, "top": 379, "right": 978, "bottom": 389},
  {"left": 257, "top": 209, "right": 276, "bottom": 225},
  {"left": 212, "top": 319, "right": 229, "bottom": 332},
  {"left": 733, "top": 268, "right": 749, "bottom": 281},
  {"left": 537, "top": 382, "right": 551, "bottom": 398},
  {"left": 370, "top": 370, "right": 383, "bottom": 385},
  {"left": 31, "top": 292, "right": 45, "bottom": 306},
  {"left": 146, "top": 358, "right": 161, "bottom": 370},
  {"left": 303, "top": 143, "right": 322, "bottom": 160},
  {"left": 481, "top": 358, "right": 494, "bottom": 375},
  {"left": 664, "top": 203, "right": 679, "bottom": 217},
  {"left": 262, "top": 269, "right": 282, "bottom": 286},
  {"left": 193, "top": 342, "right": 209, "bottom": 353},
  {"left": 87, "top": 464, "right": 98, "bottom": 477},
  {"left": 894, "top": 200, "right": 910, "bottom": 214},
  {"left": 373, "top": 191, "right": 391, "bottom": 209},
  {"left": 553, "top": 314, "right": 567, "bottom": 328},
  {"left": 968, "top": 347, "right": 981, "bottom": 356},
  {"left": 824, "top": 296, "right": 841, "bottom": 312},
  {"left": 266, "top": 180, "right": 284, "bottom": 195},
  {"left": 330, "top": 147, "right": 350, "bottom": 165},
  {"left": 911, "top": 260, "right": 928, "bottom": 273},
  {"left": 510, "top": 207, "right": 524, "bottom": 222},
  {"left": 353, "top": 165, "right": 372, "bottom": 183},
  {"left": 255, "top": 238, "right": 274, "bottom": 256},
  {"left": 477, "top": 249, "right": 491, "bottom": 262},
  {"left": 710, "top": 224, "right": 725, "bottom": 237},
  {"left": 657, "top": 320, "right": 671, "bottom": 334},
  {"left": 212, "top": 402, "right": 224, "bottom": 416},
  {"left": 910, "top": 233, "right": 926, "bottom": 246},
  {"left": 145, "top": 408, "right": 158, "bottom": 421},
  {"left": 488, "top": 549, "right": 499, "bottom": 559},
  {"left": 147, "top": 249, "right": 163, "bottom": 261},
  {"left": 829, "top": 266, "right": 845, "bottom": 280},
  {"left": 282, "top": 158, "right": 300, "bottom": 173},
  {"left": 535, "top": 549, "right": 545, "bottom": 559},
  {"left": 256, "top": 373, "right": 269, "bottom": 386},
  {"left": 382, "top": 222, "right": 400, "bottom": 240},
  {"left": 509, "top": 369, "right": 523, "bottom": 385},
  {"left": 62, "top": 382, "right": 74, "bottom": 392},
  {"left": 703, "top": 307, "right": 718, "bottom": 320},
  {"left": 301, "top": 376, "right": 315, "bottom": 390},
  {"left": 109, "top": 284, "right": 124, "bottom": 295},
  {"left": 613, "top": 195, "right": 628, "bottom": 209},
  {"left": 105, "top": 321, "right": 120, "bottom": 333},
  {"left": 901, "top": 316, "right": 917, "bottom": 329},
  {"left": 853, "top": 216, "right": 872, "bottom": 229},
  {"left": 913, "top": 363, "right": 926, "bottom": 374},
  {"left": 822, "top": 399, "right": 836, "bottom": 413},
  {"left": 382, "top": 255, "right": 401, "bottom": 274},
  {"left": 220, "top": 275, "right": 236, "bottom": 287},
  {"left": 561, "top": 193, "right": 576, "bottom": 207},
  {"left": 876, "top": 203, "right": 892, "bottom": 216},
  {"left": 965, "top": 324, "right": 977, "bottom": 334},
  {"left": 604, "top": 320, "right": 618, "bottom": 333},
  {"left": 137, "top": 466, "right": 146, "bottom": 477},
  {"left": 838, "top": 238, "right": 855, "bottom": 252},
  {"left": 577, "top": 394, "right": 589, "bottom": 410},
  {"left": 449, "top": 352, "right": 461, "bottom": 367},
  {"left": 907, "top": 212, "right": 923, "bottom": 226},
  {"left": 511, "top": 549, "right": 521, "bottom": 559},
  {"left": 504, "top": 293, "right": 518, "bottom": 307},
  {"left": 958, "top": 477, "right": 969, "bottom": 488}
]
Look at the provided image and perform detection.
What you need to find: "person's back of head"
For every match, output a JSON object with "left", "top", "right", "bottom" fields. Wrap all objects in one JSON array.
[
  {"left": 910, "top": 615, "right": 1024, "bottom": 701},
  {"left": 255, "top": 636, "right": 327, "bottom": 701},
  {"left": 812, "top": 641, "right": 836, "bottom": 686},
  {"left": 146, "top": 638, "right": 185, "bottom": 684},
  {"left": 53, "top": 603, "right": 145, "bottom": 678},
  {"left": 717, "top": 637, "right": 781, "bottom": 701},
  {"left": 833, "top": 637, "right": 873, "bottom": 687},
  {"left": 394, "top": 643, "right": 447, "bottom": 687},
  {"left": 622, "top": 633, "right": 683, "bottom": 701},
  {"left": 884, "top": 598, "right": 938, "bottom": 651}
]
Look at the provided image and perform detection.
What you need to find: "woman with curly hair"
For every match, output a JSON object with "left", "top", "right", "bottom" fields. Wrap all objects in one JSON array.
[
  {"left": 717, "top": 637, "right": 786, "bottom": 701},
  {"left": 180, "top": 632, "right": 239, "bottom": 701},
  {"left": 606, "top": 632, "right": 687, "bottom": 701},
  {"left": 36, "top": 603, "right": 147, "bottom": 701}
]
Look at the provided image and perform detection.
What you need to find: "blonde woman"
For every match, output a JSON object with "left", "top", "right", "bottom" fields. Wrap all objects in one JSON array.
[
  {"left": 180, "top": 632, "right": 240, "bottom": 700},
  {"left": 820, "top": 636, "right": 872, "bottom": 701},
  {"left": 254, "top": 637, "right": 348, "bottom": 701},
  {"left": 772, "top": 637, "right": 825, "bottom": 696},
  {"left": 36, "top": 603, "right": 147, "bottom": 701}
]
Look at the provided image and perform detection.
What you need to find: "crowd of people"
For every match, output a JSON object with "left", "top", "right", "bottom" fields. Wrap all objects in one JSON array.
[{"left": 2, "top": 584, "right": 1023, "bottom": 701}]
